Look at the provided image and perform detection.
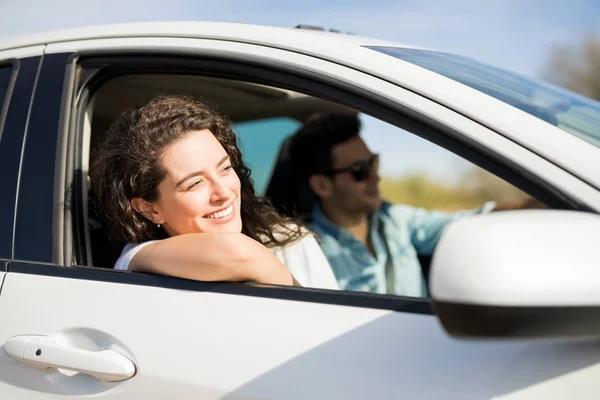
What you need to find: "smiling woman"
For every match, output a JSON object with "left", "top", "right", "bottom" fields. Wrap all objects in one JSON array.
[{"left": 89, "top": 95, "right": 339, "bottom": 290}]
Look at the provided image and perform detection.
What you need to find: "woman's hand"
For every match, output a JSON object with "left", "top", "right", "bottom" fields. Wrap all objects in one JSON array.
[{"left": 130, "top": 232, "right": 295, "bottom": 286}]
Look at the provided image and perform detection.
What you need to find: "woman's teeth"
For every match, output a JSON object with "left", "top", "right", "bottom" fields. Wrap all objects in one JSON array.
[{"left": 205, "top": 204, "right": 233, "bottom": 219}]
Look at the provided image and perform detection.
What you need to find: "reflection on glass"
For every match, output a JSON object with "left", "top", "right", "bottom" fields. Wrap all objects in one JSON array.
[{"left": 367, "top": 46, "right": 600, "bottom": 148}]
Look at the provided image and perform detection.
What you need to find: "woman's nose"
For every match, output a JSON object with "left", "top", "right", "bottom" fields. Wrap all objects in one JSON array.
[{"left": 210, "top": 177, "right": 231, "bottom": 202}]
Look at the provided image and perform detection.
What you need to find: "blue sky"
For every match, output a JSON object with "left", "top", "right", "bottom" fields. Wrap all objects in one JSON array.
[
  {"left": 2, "top": 0, "right": 598, "bottom": 181},
  {"left": 2, "top": 0, "right": 597, "bottom": 77}
]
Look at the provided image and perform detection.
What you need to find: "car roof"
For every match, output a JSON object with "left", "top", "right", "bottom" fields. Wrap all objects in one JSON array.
[{"left": 0, "top": 21, "right": 423, "bottom": 53}]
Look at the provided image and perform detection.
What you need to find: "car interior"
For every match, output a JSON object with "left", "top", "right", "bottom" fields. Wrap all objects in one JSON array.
[{"left": 83, "top": 73, "right": 355, "bottom": 270}]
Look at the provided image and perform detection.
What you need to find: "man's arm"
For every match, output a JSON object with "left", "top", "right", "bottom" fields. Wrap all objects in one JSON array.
[
  {"left": 394, "top": 195, "right": 545, "bottom": 256},
  {"left": 130, "top": 233, "right": 294, "bottom": 286},
  {"left": 390, "top": 202, "right": 496, "bottom": 256}
]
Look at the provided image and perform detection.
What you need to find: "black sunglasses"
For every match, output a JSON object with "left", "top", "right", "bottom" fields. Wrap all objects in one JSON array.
[{"left": 323, "top": 154, "right": 379, "bottom": 182}]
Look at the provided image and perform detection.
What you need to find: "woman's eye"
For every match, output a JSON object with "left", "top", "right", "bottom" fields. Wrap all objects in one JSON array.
[
  {"left": 187, "top": 180, "right": 202, "bottom": 190},
  {"left": 222, "top": 165, "right": 233, "bottom": 173}
]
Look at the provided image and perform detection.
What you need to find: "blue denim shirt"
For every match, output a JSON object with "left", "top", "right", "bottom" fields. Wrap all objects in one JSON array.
[{"left": 308, "top": 201, "right": 496, "bottom": 297}]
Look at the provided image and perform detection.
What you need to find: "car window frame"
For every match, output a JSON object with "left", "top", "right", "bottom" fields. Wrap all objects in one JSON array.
[
  {"left": 0, "top": 56, "right": 41, "bottom": 261},
  {"left": 12, "top": 42, "right": 596, "bottom": 315},
  {"left": 0, "top": 62, "right": 16, "bottom": 263},
  {"left": 0, "top": 64, "right": 16, "bottom": 140},
  {"left": 13, "top": 53, "right": 72, "bottom": 263}
]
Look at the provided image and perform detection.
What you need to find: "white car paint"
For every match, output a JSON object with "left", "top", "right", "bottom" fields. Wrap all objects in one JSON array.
[
  {"left": 0, "top": 22, "right": 599, "bottom": 399},
  {"left": 0, "top": 45, "right": 44, "bottom": 60},
  {"left": 432, "top": 210, "right": 600, "bottom": 306},
  {"left": 1, "top": 273, "right": 600, "bottom": 399}
]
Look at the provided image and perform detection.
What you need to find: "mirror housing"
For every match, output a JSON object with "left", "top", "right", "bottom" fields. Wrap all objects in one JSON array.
[{"left": 430, "top": 210, "right": 600, "bottom": 339}]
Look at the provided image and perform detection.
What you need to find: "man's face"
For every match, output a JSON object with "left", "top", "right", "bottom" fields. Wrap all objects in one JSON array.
[{"left": 325, "top": 136, "right": 382, "bottom": 214}]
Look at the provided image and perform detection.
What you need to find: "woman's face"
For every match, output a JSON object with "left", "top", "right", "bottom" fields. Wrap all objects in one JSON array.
[{"left": 147, "top": 129, "right": 243, "bottom": 236}]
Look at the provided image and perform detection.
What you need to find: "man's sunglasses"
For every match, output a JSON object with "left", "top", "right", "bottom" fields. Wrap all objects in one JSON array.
[{"left": 322, "top": 154, "right": 379, "bottom": 182}]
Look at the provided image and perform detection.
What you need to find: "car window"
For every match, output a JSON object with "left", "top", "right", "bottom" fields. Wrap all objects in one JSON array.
[
  {"left": 367, "top": 46, "right": 600, "bottom": 149},
  {"left": 234, "top": 118, "right": 300, "bottom": 196},
  {"left": 79, "top": 68, "right": 546, "bottom": 301},
  {"left": 0, "top": 66, "right": 13, "bottom": 139},
  {"left": 359, "top": 114, "right": 528, "bottom": 210},
  {"left": 319, "top": 113, "right": 537, "bottom": 294}
]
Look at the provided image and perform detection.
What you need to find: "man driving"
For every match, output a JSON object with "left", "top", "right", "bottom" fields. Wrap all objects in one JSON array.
[{"left": 289, "top": 113, "right": 540, "bottom": 297}]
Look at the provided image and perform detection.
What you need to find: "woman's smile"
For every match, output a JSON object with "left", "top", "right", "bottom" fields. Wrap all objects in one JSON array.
[{"left": 203, "top": 203, "right": 235, "bottom": 223}]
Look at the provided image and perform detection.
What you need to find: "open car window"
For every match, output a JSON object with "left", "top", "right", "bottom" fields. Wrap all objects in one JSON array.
[{"left": 79, "top": 69, "right": 537, "bottom": 299}]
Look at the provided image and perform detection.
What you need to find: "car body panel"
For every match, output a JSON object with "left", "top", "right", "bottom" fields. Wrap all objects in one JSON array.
[
  {"left": 1, "top": 269, "right": 600, "bottom": 399},
  {"left": 0, "top": 45, "right": 45, "bottom": 61},
  {"left": 0, "top": 22, "right": 406, "bottom": 52}
]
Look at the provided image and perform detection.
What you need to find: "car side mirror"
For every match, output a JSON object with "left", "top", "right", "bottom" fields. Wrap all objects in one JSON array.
[{"left": 429, "top": 210, "right": 600, "bottom": 339}]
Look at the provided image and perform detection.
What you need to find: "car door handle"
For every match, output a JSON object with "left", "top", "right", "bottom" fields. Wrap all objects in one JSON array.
[{"left": 3, "top": 335, "right": 136, "bottom": 382}]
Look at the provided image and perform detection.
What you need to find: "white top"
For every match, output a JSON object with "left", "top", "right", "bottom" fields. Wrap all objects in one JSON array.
[{"left": 114, "top": 234, "right": 340, "bottom": 290}]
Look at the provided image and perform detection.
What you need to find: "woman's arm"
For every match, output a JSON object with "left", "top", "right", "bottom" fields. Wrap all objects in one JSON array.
[{"left": 130, "top": 233, "right": 294, "bottom": 286}]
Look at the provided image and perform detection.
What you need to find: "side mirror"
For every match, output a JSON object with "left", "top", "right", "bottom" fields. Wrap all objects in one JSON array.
[{"left": 430, "top": 210, "right": 600, "bottom": 339}]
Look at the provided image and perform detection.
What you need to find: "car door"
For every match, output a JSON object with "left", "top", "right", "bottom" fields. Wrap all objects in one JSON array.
[{"left": 2, "top": 35, "right": 600, "bottom": 400}]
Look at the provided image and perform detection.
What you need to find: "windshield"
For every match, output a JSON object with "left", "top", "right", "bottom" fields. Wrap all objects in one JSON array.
[{"left": 367, "top": 46, "right": 600, "bottom": 148}]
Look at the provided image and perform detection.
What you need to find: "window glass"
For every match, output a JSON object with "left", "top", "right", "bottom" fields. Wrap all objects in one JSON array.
[
  {"left": 234, "top": 117, "right": 300, "bottom": 195},
  {"left": 367, "top": 46, "right": 600, "bottom": 148},
  {"left": 359, "top": 114, "right": 527, "bottom": 211}
]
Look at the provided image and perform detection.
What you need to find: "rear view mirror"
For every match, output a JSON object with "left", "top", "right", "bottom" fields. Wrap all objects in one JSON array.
[{"left": 429, "top": 210, "right": 600, "bottom": 339}]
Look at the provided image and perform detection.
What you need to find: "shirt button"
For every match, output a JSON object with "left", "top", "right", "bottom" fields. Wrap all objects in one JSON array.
[
  {"left": 362, "top": 284, "right": 370, "bottom": 291},
  {"left": 401, "top": 256, "right": 410, "bottom": 264}
]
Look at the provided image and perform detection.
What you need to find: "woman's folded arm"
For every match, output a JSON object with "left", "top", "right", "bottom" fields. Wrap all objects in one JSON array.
[{"left": 130, "top": 233, "right": 294, "bottom": 286}]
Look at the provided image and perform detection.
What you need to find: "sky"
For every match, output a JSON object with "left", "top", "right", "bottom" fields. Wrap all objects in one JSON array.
[
  {"left": 1, "top": 0, "right": 598, "bottom": 181},
  {"left": 2, "top": 0, "right": 598, "bottom": 76}
]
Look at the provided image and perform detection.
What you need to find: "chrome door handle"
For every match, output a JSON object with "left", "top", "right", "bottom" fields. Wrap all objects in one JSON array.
[{"left": 3, "top": 335, "right": 136, "bottom": 382}]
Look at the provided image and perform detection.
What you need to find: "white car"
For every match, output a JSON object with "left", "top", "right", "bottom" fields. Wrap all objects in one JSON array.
[{"left": 1, "top": 22, "right": 600, "bottom": 399}]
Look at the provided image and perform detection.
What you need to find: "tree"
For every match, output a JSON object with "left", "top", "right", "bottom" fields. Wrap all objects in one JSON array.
[{"left": 544, "top": 31, "right": 600, "bottom": 101}]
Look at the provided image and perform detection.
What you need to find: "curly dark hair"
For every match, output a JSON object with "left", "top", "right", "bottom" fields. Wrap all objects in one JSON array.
[{"left": 90, "top": 94, "right": 305, "bottom": 247}]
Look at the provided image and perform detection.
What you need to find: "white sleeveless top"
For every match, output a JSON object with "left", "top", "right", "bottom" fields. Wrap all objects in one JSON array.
[{"left": 114, "top": 233, "right": 340, "bottom": 290}]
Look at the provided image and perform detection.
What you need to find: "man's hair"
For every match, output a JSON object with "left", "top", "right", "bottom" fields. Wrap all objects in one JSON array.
[{"left": 289, "top": 112, "right": 361, "bottom": 182}]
